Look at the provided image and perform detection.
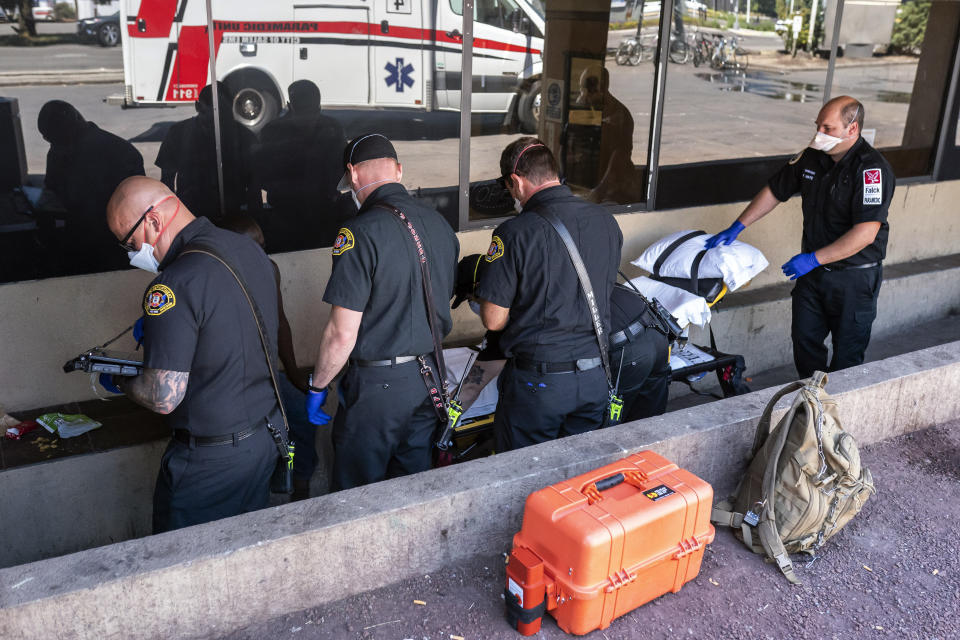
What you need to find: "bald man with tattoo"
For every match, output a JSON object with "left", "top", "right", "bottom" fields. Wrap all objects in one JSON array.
[{"left": 106, "top": 177, "right": 281, "bottom": 533}]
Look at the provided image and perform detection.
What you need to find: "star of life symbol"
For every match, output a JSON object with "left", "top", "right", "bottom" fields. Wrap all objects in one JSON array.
[{"left": 385, "top": 57, "right": 415, "bottom": 93}]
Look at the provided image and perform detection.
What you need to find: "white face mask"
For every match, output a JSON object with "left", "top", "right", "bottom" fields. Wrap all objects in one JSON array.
[
  {"left": 350, "top": 190, "right": 361, "bottom": 210},
  {"left": 513, "top": 198, "right": 523, "bottom": 214},
  {"left": 468, "top": 299, "right": 482, "bottom": 317},
  {"left": 809, "top": 131, "right": 845, "bottom": 152},
  {"left": 128, "top": 243, "right": 160, "bottom": 274}
]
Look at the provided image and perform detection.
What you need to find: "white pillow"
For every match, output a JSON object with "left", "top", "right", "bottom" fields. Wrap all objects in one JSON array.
[
  {"left": 632, "top": 230, "right": 769, "bottom": 292},
  {"left": 625, "top": 276, "right": 711, "bottom": 329}
]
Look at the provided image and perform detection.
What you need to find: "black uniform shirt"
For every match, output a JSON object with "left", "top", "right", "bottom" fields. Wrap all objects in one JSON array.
[
  {"left": 142, "top": 217, "right": 280, "bottom": 436},
  {"left": 322, "top": 182, "right": 460, "bottom": 360},
  {"left": 610, "top": 284, "right": 653, "bottom": 338},
  {"left": 768, "top": 137, "right": 895, "bottom": 266},
  {"left": 475, "top": 184, "right": 623, "bottom": 361}
]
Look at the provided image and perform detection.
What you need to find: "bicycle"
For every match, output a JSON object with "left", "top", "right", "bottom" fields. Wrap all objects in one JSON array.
[
  {"left": 711, "top": 34, "right": 749, "bottom": 71},
  {"left": 615, "top": 34, "right": 656, "bottom": 66},
  {"left": 668, "top": 31, "right": 693, "bottom": 65},
  {"left": 692, "top": 32, "right": 715, "bottom": 68}
]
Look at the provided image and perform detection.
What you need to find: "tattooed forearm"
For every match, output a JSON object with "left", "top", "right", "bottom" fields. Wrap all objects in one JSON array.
[{"left": 121, "top": 368, "right": 190, "bottom": 415}]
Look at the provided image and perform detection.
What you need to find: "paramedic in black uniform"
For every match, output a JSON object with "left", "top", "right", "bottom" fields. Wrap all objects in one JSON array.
[
  {"left": 305, "top": 134, "right": 459, "bottom": 490},
  {"left": 104, "top": 177, "right": 279, "bottom": 533},
  {"left": 705, "top": 96, "right": 894, "bottom": 378},
  {"left": 474, "top": 137, "right": 622, "bottom": 451}
]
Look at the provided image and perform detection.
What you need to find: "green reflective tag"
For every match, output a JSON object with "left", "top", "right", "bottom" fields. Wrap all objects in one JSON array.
[
  {"left": 286, "top": 442, "right": 295, "bottom": 470},
  {"left": 609, "top": 395, "right": 624, "bottom": 422},
  {"left": 447, "top": 400, "right": 463, "bottom": 425}
]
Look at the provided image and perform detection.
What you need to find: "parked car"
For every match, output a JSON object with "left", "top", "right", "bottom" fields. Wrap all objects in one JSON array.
[
  {"left": 77, "top": 12, "right": 120, "bottom": 47},
  {"left": 32, "top": 1, "right": 54, "bottom": 21}
]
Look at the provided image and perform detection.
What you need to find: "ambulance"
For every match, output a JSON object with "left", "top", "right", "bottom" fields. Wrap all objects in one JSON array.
[{"left": 119, "top": 0, "right": 545, "bottom": 131}]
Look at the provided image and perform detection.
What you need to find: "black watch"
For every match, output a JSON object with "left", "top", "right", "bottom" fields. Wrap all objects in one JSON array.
[{"left": 308, "top": 374, "right": 325, "bottom": 394}]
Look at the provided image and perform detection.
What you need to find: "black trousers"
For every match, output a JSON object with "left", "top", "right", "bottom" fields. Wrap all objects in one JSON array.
[
  {"left": 791, "top": 265, "right": 882, "bottom": 379},
  {"left": 152, "top": 425, "right": 277, "bottom": 534},
  {"left": 493, "top": 360, "right": 608, "bottom": 452},
  {"left": 611, "top": 328, "right": 671, "bottom": 423},
  {"left": 331, "top": 359, "right": 440, "bottom": 491}
]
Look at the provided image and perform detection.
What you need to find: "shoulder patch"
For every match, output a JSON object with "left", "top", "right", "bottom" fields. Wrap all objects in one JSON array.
[
  {"left": 144, "top": 284, "right": 176, "bottom": 316},
  {"left": 862, "top": 168, "right": 882, "bottom": 206},
  {"left": 485, "top": 236, "right": 505, "bottom": 262},
  {"left": 332, "top": 228, "right": 355, "bottom": 256},
  {"left": 788, "top": 149, "right": 804, "bottom": 165}
]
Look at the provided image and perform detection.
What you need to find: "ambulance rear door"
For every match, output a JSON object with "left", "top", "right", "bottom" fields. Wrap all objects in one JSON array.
[
  {"left": 371, "top": 0, "right": 426, "bottom": 108},
  {"left": 123, "top": 0, "right": 185, "bottom": 104},
  {"left": 469, "top": 0, "right": 542, "bottom": 112},
  {"left": 292, "top": 3, "right": 371, "bottom": 106}
]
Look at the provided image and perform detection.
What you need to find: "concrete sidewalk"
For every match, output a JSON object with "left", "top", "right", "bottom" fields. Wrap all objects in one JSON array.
[
  {"left": 0, "top": 68, "right": 122, "bottom": 86},
  {"left": 224, "top": 420, "right": 960, "bottom": 640}
]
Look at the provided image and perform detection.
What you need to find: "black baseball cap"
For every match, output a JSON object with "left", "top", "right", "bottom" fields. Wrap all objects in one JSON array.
[
  {"left": 337, "top": 133, "right": 399, "bottom": 191},
  {"left": 452, "top": 254, "right": 484, "bottom": 309}
]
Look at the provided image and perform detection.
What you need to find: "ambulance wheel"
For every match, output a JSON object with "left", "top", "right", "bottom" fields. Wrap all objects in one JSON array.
[
  {"left": 225, "top": 76, "right": 279, "bottom": 132},
  {"left": 517, "top": 80, "right": 541, "bottom": 134}
]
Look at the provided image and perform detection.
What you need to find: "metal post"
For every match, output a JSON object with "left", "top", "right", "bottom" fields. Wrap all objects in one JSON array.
[
  {"left": 932, "top": 34, "right": 960, "bottom": 180},
  {"left": 457, "top": 0, "right": 474, "bottom": 231},
  {"left": 746, "top": 0, "right": 751, "bottom": 25},
  {"left": 822, "top": 0, "right": 845, "bottom": 103},
  {"left": 807, "top": 0, "right": 820, "bottom": 53},
  {"left": 733, "top": 0, "right": 739, "bottom": 30},
  {"left": 204, "top": 0, "right": 226, "bottom": 219},
  {"left": 644, "top": 0, "right": 675, "bottom": 208}
]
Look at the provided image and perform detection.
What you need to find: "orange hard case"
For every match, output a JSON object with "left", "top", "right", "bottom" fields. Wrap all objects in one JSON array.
[{"left": 510, "top": 451, "right": 715, "bottom": 635}]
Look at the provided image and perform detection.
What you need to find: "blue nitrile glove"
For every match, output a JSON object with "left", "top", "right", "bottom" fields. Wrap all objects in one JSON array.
[
  {"left": 305, "top": 388, "right": 331, "bottom": 426},
  {"left": 133, "top": 317, "right": 144, "bottom": 347},
  {"left": 782, "top": 252, "right": 820, "bottom": 280},
  {"left": 98, "top": 373, "right": 122, "bottom": 394},
  {"left": 704, "top": 221, "right": 745, "bottom": 250}
]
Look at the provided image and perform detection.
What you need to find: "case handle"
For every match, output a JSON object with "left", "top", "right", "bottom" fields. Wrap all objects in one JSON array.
[{"left": 582, "top": 470, "right": 648, "bottom": 504}]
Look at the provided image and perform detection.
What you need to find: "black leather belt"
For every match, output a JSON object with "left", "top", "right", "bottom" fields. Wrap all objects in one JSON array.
[
  {"left": 822, "top": 261, "right": 879, "bottom": 272},
  {"left": 610, "top": 320, "right": 645, "bottom": 350},
  {"left": 173, "top": 422, "right": 262, "bottom": 447},
  {"left": 514, "top": 356, "right": 602, "bottom": 374},
  {"left": 351, "top": 355, "right": 419, "bottom": 367}
]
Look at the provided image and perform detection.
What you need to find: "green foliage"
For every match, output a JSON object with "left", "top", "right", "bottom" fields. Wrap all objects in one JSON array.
[
  {"left": 779, "top": 4, "right": 823, "bottom": 52},
  {"left": 54, "top": 2, "right": 76, "bottom": 20},
  {"left": 889, "top": 0, "right": 929, "bottom": 55}
]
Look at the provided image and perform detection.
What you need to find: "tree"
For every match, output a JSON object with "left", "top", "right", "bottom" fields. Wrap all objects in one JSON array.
[{"left": 889, "top": 0, "right": 930, "bottom": 55}]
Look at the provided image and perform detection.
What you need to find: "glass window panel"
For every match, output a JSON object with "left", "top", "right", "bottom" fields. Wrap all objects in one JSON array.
[
  {"left": 203, "top": 0, "right": 463, "bottom": 252},
  {"left": 659, "top": 2, "right": 825, "bottom": 167},
  {"left": 467, "top": 0, "right": 656, "bottom": 221},
  {"left": 1, "top": 12, "right": 188, "bottom": 282},
  {"left": 828, "top": 0, "right": 952, "bottom": 177}
]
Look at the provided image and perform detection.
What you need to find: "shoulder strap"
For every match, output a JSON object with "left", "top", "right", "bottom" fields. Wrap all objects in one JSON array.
[
  {"left": 536, "top": 210, "right": 613, "bottom": 392},
  {"left": 376, "top": 203, "right": 450, "bottom": 424},
  {"left": 652, "top": 230, "right": 705, "bottom": 278},
  {"left": 180, "top": 245, "right": 289, "bottom": 439}
]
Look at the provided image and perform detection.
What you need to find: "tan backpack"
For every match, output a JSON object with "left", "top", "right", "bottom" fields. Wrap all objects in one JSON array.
[{"left": 712, "top": 371, "right": 876, "bottom": 584}]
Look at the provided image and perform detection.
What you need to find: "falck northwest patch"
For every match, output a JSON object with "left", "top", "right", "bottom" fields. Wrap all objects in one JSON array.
[
  {"left": 862, "top": 168, "right": 882, "bottom": 206},
  {"left": 144, "top": 284, "right": 176, "bottom": 316},
  {"left": 485, "top": 235, "right": 505, "bottom": 262},
  {"left": 332, "top": 228, "right": 355, "bottom": 256}
]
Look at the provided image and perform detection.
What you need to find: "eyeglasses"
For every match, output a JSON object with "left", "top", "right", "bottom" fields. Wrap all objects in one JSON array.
[{"left": 118, "top": 204, "right": 154, "bottom": 252}]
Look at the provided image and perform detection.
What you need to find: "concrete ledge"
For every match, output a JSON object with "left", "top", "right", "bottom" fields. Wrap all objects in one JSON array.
[{"left": 2, "top": 341, "right": 959, "bottom": 639}]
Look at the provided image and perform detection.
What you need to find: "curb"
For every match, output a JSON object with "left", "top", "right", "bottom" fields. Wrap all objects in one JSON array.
[{"left": 0, "top": 69, "right": 122, "bottom": 87}]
